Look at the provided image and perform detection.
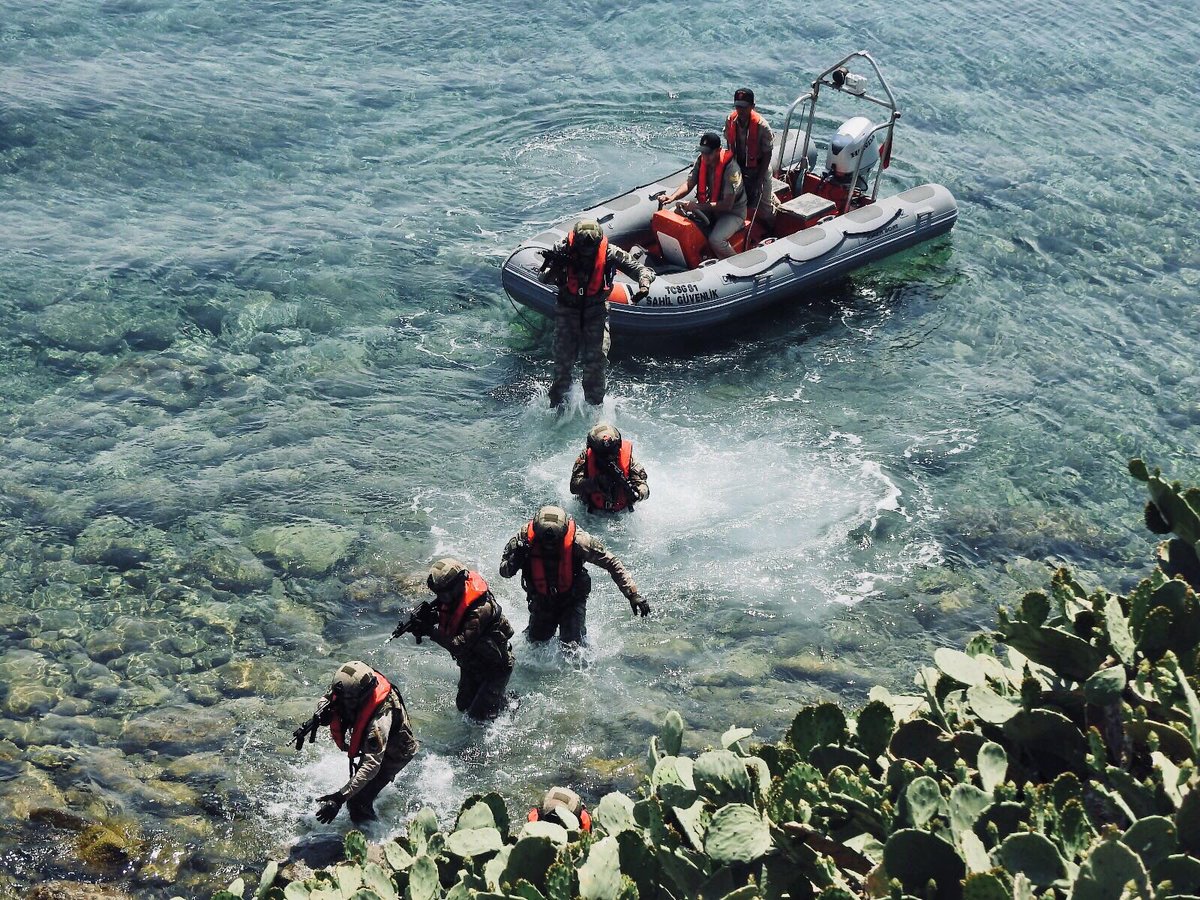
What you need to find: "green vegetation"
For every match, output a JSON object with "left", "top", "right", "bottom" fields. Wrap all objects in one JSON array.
[{"left": 201, "top": 460, "right": 1200, "bottom": 899}]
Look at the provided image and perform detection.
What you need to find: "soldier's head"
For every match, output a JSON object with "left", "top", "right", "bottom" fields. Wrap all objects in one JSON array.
[
  {"left": 330, "top": 660, "right": 377, "bottom": 713},
  {"left": 586, "top": 423, "right": 622, "bottom": 457},
  {"left": 571, "top": 220, "right": 603, "bottom": 258},
  {"left": 698, "top": 131, "right": 721, "bottom": 159},
  {"left": 540, "top": 786, "right": 583, "bottom": 824},
  {"left": 427, "top": 557, "right": 468, "bottom": 599},
  {"left": 733, "top": 87, "right": 755, "bottom": 124},
  {"left": 531, "top": 505, "right": 571, "bottom": 547}
]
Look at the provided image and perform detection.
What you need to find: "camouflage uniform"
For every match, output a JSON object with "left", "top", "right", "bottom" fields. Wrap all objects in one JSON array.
[
  {"left": 332, "top": 688, "right": 418, "bottom": 822},
  {"left": 727, "top": 114, "right": 777, "bottom": 226},
  {"left": 416, "top": 589, "right": 515, "bottom": 720},
  {"left": 549, "top": 242, "right": 653, "bottom": 407},
  {"left": 570, "top": 450, "right": 650, "bottom": 512},
  {"left": 499, "top": 524, "right": 640, "bottom": 644}
]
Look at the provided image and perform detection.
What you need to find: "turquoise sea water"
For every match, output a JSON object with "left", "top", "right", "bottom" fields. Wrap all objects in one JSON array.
[{"left": 1, "top": 0, "right": 1198, "bottom": 893}]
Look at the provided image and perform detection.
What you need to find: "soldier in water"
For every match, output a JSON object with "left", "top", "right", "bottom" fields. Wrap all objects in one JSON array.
[
  {"left": 570, "top": 423, "right": 649, "bottom": 513},
  {"left": 392, "top": 558, "right": 515, "bottom": 720},
  {"left": 499, "top": 505, "right": 649, "bottom": 645},
  {"left": 292, "top": 660, "right": 418, "bottom": 824}
]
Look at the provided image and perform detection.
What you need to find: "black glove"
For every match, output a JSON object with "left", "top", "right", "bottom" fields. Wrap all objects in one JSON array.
[
  {"left": 632, "top": 286, "right": 649, "bottom": 305},
  {"left": 629, "top": 595, "right": 650, "bottom": 618},
  {"left": 315, "top": 793, "right": 344, "bottom": 824}
]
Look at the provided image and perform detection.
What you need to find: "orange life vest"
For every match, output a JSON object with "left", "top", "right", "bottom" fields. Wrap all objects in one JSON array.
[
  {"left": 585, "top": 440, "right": 634, "bottom": 511},
  {"left": 329, "top": 672, "right": 393, "bottom": 760},
  {"left": 525, "top": 519, "right": 577, "bottom": 596},
  {"left": 564, "top": 231, "right": 611, "bottom": 298},
  {"left": 527, "top": 806, "right": 592, "bottom": 833},
  {"left": 438, "top": 571, "right": 489, "bottom": 641},
  {"left": 697, "top": 149, "right": 734, "bottom": 205},
  {"left": 725, "top": 109, "right": 767, "bottom": 171}
]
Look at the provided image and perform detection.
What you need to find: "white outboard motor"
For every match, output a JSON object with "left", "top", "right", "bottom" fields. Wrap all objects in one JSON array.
[{"left": 825, "top": 116, "right": 878, "bottom": 188}]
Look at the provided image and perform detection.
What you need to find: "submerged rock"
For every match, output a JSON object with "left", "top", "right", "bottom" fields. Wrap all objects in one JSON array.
[
  {"left": 74, "top": 517, "right": 171, "bottom": 571},
  {"left": 248, "top": 522, "right": 357, "bottom": 577},
  {"left": 188, "top": 543, "right": 274, "bottom": 593},
  {"left": 26, "top": 881, "right": 136, "bottom": 900},
  {"left": 76, "top": 820, "right": 142, "bottom": 872},
  {"left": 118, "top": 705, "right": 235, "bottom": 755}
]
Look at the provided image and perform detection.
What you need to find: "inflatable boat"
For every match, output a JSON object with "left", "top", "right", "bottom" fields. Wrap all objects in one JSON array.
[{"left": 501, "top": 51, "right": 958, "bottom": 335}]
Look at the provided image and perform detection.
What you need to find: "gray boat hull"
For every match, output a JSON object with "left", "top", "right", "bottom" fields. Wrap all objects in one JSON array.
[{"left": 501, "top": 175, "right": 957, "bottom": 336}]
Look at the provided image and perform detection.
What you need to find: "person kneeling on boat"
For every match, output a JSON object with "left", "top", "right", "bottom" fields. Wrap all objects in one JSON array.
[
  {"left": 393, "top": 558, "right": 515, "bottom": 720},
  {"left": 292, "top": 660, "right": 418, "bottom": 825},
  {"left": 658, "top": 131, "right": 748, "bottom": 259},
  {"left": 541, "top": 219, "right": 655, "bottom": 409},
  {"left": 570, "top": 423, "right": 649, "bottom": 513}
]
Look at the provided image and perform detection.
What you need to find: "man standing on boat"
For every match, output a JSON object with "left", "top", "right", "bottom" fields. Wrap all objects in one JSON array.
[
  {"left": 658, "top": 131, "right": 747, "bottom": 259},
  {"left": 725, "top": 88, "right": 777, "bottom": 230},
  {"left": 540, "top": 219, "right": 654, "bottom": 409},
  {"left": 569, "top": 423, "right": 649, "bottom": 513},
  {"left": 499, "top": 504, "right": 649, "bottom": 645}
]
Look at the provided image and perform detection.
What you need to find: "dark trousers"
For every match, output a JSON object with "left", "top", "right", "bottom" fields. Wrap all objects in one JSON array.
[
  {"left": 456, "top": 664, "right": 513, "bottom": 720},
  {"left": 345, "top": 726, "right": 418, "bottom": 822},
  {"left": 526, "top": 595, "right": 588, "bottom": 645}
]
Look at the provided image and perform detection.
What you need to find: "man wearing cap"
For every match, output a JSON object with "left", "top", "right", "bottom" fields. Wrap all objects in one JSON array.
[
  {"left": 499, "top": 504, "right": 649, "bottom": 645},
  {"left": 658, "top": 132, "right": 748, "bottom": 259},
  {"left": 541, "top": 219, "right": 655, "bottom": 409},
  {"left": 726, "top": 88, "right": 777, "bottom": 229}
]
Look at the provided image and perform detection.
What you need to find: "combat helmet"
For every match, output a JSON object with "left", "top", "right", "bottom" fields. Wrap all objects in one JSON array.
[
  {"left": 586, "top": 423, "right": 622, "bottom": 456},
  {"left": 531, "top": 505, "right": 571, "bottom": 545},
  {"left": 427, "top": 557, "right": 468, "bottom": 594},
  {"left": 330, "top": 660, "right": 377, "bottom": 707},
  {"left": 541, "top": 786, "right": 583, "bottom": 816},
  {"left": 571, "top": 219, "right": 603, "bottom": 251}
]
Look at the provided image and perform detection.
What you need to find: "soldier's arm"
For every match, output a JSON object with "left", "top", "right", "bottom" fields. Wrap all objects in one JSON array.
[
  {"left": 569, "top": 453, "right": 594, "bottom": 497},
  {"left": 576, "top": 530, "right": 639, "bottom": 600},
  {"left": 628, "top": 457, "right": 650, "bottom": 502},
  {"left": 660, "top": 162, "right": 700, "bottom": 205},
  {"left": 336, "top": 710, "right": 391, "bottom": 799},
  {"left": 499, "top": 534, "right": 527, "bottom": 579},
  {"left": 759, "top": 122, "right": 775, "bottom": 184},
  {"left": 609, "top": 247, "right": 654, "bottom": 291}
]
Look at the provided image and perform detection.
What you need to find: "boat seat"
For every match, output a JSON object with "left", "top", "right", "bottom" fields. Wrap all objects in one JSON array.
[
  {"left": 651, "top": 209, "right": 759, "bottom": 268},
  {"left": 799, "top": 171, "right": 875, "bottom": 213}
]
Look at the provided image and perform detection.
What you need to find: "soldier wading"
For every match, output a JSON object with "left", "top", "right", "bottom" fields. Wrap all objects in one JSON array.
[
  {"left": 539, "top": 219, "right": 654, "bottom": 409},
  {"left": 570, "top": 423, "right": 649, "bottom": 513},
  {"left": 500, "top": 505, "right": 649, "bottom": 645},
  {"left": 392, "top": 558, "right": 516, "bottom": 720},
  {"left": 292, "top": 660, "right": 418, "bottom": 824}
]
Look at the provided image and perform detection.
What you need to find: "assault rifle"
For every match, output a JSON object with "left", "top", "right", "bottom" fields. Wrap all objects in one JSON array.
[
  {"left": 602, "top": 458, "right": 640, "bottom": 512},
  {"left": 388, "top": 600, "right": 435, "bottom": 644},
  {"left": 538, "top": 245, "right": 571, "bottom": 282},
  {"left": 292, "top": 695, "right": 334, "bottom": 751}
]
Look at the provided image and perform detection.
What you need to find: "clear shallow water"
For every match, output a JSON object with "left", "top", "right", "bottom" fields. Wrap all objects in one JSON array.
[{"left": 1, "top": 0, "right": 1198, "bottom": 893}]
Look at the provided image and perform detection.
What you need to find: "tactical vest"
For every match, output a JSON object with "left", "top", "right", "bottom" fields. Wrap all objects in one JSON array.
[
  {"left": 564, "top": 232, "right": 612, "bottom": 298},
  {"left": 438, "top": 571, "right": 489, "bottom": 641},
  {"left": 526, "top": 519, "right": 577, "bottom": 596},
  {"left": 527, "top": 806, "right": 592, "bottom": 833},
  {"left": 585, "top": 440, "right": 634, "bottom": 511},
  {"left": 697, "top": 149, "right": 734, "bottom": 205},
  {"left": 329, "top": 673, "right": 394, "bottom": 760},
  {"left": 725, "top": 109, "right": 767, "bottom": 171}
]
